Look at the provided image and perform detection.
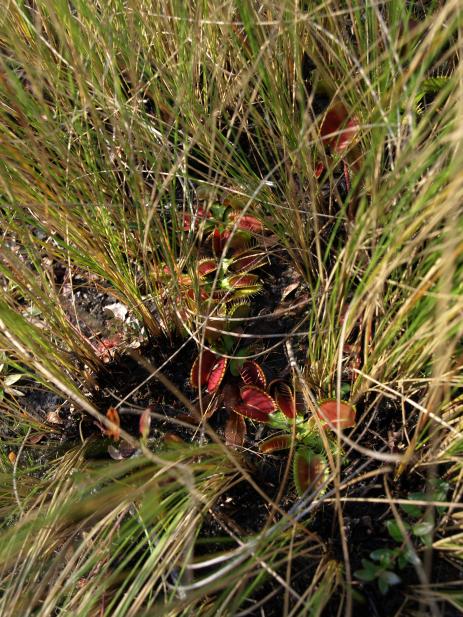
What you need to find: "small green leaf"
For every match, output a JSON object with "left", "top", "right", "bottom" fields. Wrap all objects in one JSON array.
[
  {"left": 378, "top": 577, "right": 389, "bottom": 594},
  {"left": 386, "top": 520, "right": 409, "bottom": 542},
  {"left": 402, "top": 482, "right": 449, "bottom": 517},
  {"left": 340, "top": 382, "right": 351, "bottom": 398},
  {"left": 403, "top": 548, "right": 420, "bottom": 567},
  {"left": 400, "top": 495, "right": 424, "bottom": 518},
  {"left": 355, "top": 567, "right": 377, "bottom": 583},
  {"left": 434, "top": 481, "right": 450, "bottom": 514},
  {"left": 370, "top": 548, "right": 394, "bottom": 567},
  {"left": 412, "top": 521, "right": 434, "bottom": 537},
  {"left": 397, "top": 554, "right": 407, "bottom": 570},
  {"left": 378, "top": 571, "right": 400, "bottom": 594},
  {"left": 381, "top": 571, "right": 401, "bottom": 586},
  {"left": 351, "top": 589, "right": 366, "bottom": 604},
  {"left": 435, "top": 480, "right": 449, "bottom": 499},
  {"left": 421, "top": 532, "right": 433, "bottom": 548}
]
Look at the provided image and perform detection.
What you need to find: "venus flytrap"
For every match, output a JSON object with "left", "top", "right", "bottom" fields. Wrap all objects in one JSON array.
[
  {"left": 139, "top": 407, "right": 152, "bottom": 445},
  {"left": 261, "top": 396, "right": 357, "bottom": 496},
  {"left": 153, "top": 257, "right": 262, "bottom": 340},
  {"left": 315, "top": 100, "right": 361, "bottom": 194},
  {"left": 182, "top": 197, "right": 264, "bottom": 258},
  {"left": 155, "top": 216, "right": 266, "bottom": 339},
  {"left": 190, "top": 337, "right": 357, "bottom": 495}
]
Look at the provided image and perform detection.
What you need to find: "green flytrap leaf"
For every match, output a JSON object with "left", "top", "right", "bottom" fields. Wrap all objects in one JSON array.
[
  {"left": 413, "top": 76, "right": 451, "bottom": 113},
  {"left": 227, "top": 301, "right": 251, "bottom": 320},
  {"left": 210, "top": 203, "right": 229, "bottom": 220},
  {"left": 229, "top": 346, "right": 253, "bottom": 376},
  {"left": 225, "top": 301, "right": 251, "bottom": 333}
]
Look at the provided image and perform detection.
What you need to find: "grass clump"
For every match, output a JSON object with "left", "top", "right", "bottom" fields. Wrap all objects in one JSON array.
[{"left": 1, "top": 1, "right": 463, "bottom": 615}]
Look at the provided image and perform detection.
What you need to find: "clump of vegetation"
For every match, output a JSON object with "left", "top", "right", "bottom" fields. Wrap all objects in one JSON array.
[{"left": 1, "top": 1, "right": 463, "bottom": 616}]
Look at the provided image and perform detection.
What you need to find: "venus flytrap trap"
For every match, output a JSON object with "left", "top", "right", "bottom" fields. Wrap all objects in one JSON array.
[
  {"left": 139, "top": 407, "right": 151, "bottom": 445},
  {"left": 315, "top": 99, "right": 361, "bottom": 194},
  {"left": 412, "top": 76, "right": 452, "bottom": 116}
]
